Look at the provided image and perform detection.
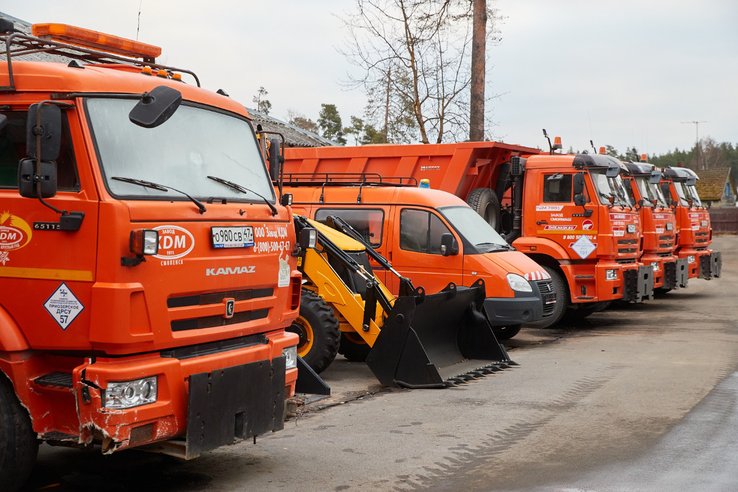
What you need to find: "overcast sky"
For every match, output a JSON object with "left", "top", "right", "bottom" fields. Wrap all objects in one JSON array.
[{"left": 3, "top": 0, "right": 736, "bottom": 155}]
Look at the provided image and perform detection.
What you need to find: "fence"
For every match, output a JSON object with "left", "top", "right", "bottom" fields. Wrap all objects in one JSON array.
[{"left": 709, "top": 207, "right": 738, "bottom": 234}]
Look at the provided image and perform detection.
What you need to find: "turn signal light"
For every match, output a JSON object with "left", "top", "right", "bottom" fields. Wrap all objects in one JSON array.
[{"left": 32, "top": 23, "right": 162, "bottom": 59}]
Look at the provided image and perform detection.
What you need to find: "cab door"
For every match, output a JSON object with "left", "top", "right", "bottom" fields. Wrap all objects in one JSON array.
[
  {"left": 533, "top": 171, "right": 598, "bottom": 260},
  {"left": 387, "top": 207, "right": 464, "bottom": 295}
]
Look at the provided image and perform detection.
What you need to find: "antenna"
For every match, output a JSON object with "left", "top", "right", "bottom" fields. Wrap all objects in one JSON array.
[
  {"left": 137, "top": 0, "right": 143, "bottom": 40},
  {"left": 681, "top": 120, "right": 706, "bottom": 169}
]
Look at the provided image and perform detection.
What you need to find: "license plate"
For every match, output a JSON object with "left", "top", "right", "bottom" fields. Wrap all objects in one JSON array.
[{"left": 211, "top": 226, "right": 254, "bottom": 248}]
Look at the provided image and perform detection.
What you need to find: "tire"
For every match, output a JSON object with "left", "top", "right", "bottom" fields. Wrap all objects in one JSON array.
[
  {"left": 564, "top": 301, "right": 610, "bottom": 320},
  {"left": 467, "top": 188, "right": 501, "bottom": 231},
  {"left": 492, "top": 324, "right": 521, "bottom": 340},
  {"left": 338, "top": 332, "right": 371, "bottom": 362},
  {"left": 0, "top": 375, "right": 38, "bottom": 492},
  {"left": 525, "top": 266, "right": 568, "bottom": 329},
  {"left": 287, "top": 290, "right": 340, "bottom": 374}
]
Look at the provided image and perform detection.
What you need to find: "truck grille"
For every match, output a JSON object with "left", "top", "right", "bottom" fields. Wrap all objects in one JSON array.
[
  {"left": 536, "top": 279, "right": 556, "bottom": 317},
  {"left": 617, "top": 239, "right": 638, "bottom": 254},
  {"left": 168, "top": 288, "right": 273, "bottom": 332},
  {"left": 658, "top": 235, "right": 674, "bottom": 249},
  {"left": 695, "top": 231, "right": 709, "bottom": 245}
]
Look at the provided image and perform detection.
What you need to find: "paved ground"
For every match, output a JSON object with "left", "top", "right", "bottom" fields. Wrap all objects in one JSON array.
[{"left": 21, "top": 236, "right": 737, "bottom": 491}]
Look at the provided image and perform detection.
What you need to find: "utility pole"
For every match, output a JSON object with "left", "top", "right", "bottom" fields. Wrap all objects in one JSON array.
[
  {"left": 682, "top": 120, "right": 706, "bottom": 169},
  {"left": 469, "top": 0, "right": 487, "bottom": 141}
]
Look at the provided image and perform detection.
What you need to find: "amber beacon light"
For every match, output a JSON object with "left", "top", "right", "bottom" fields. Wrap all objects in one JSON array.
[{"left": 31, "top": 23, "right": 162, "bottom": 59}]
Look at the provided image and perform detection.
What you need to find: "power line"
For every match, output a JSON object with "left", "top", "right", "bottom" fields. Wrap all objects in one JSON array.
[{"left": 682, "top": 120, "right": 706, "bottom": 168}]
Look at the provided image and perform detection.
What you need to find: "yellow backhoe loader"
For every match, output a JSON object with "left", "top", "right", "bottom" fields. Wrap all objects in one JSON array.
[{"left": 289, "top": 215, "right": 514, "bottom": 389}]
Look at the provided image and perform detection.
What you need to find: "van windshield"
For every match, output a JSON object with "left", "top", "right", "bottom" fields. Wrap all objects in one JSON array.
[
  {"left": 438, "top": 206, "right": 511, "bottom": 253},
  {"left": 86, "top": 98, "right": 275, "bottom": 202}
]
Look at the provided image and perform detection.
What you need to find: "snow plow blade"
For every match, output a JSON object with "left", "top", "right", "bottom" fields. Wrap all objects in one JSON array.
[{"left": 366, "top": 279, "right": 514, "bottom": 389}]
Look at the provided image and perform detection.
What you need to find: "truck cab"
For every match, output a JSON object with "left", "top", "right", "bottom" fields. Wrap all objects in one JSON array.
[
  {"left": 620, "top": 161, "right": 688, "bottom": 290},
  {"left": 286, "top": 183, "right": 555, "bottom": 339},
  {"left": 0, "top": 21, "right": 301, "bottom": 488},
  {"left": 511, "top": 153, "right": 653, "bottom": 324},
  {"left": 661, "top": 166, "right": 721, "bottom": 279}
]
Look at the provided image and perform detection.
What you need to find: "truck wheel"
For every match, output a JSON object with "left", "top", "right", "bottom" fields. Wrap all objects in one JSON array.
[
  {"left": 493, "top": 324, "right": 521, "bottom": 340},
  {"left": 564, "top": 301, "right": 610, "bottom": 320},
  {"left": 467, "top": 188, "right": 501, "bottom": 231},
  {"left": 338, "top": 332, "right": 371, "bottom": 362},
  {"left": 287, "top": 291, "right": 340, "bottom": 374},
  {"left": 0, "top": 375, "right": 38, "bottom": 492},
  {"left": 526, "top": 266, "right": 568, "bottom": 329}
]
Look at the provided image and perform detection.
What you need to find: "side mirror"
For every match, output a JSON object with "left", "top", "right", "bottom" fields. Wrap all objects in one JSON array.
[
  {"left": 27, "top": 103, "right": 61, "bottom": 160},
  {"left": 440, "top": 233, "right": 458, "bottom": 256},
  {"left": 606, "top": 166, "right": 620, "bottom": 178},
  {"left": 573, "top": 172, "right": 585, "bottom": 195},
  {"left": 129, "top": 85, "right": 182, "bottom": 128},
  {"left": 280, "top": 193, "right": 293, "bottom": 207},
  {"left": 649, "top": 171, "right": 662, "bottom": 185},
  {"left": 574, "top": 194, "right": 587, "bottom": 206},
  {"left": 18, "top": 157, "right": 57, "bottom": 198},
  {"left": 268, "top": 137, "right": 283, "bottom": 181}
]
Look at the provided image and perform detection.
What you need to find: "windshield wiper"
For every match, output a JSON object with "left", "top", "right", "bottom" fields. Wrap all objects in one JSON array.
[
  {"left": 207, "top": 175, "right": 278, "bottom": 216},
  {"left": 475, "top": 242, "right": 513, "bottom": 252},
  {"left": 112, "top": 177, "right": 207, "bottom": 214}
]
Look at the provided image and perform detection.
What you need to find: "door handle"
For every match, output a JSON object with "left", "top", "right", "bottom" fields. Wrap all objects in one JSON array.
[{"left": 536, "top": 220, "right": 548, "bottom": 225}]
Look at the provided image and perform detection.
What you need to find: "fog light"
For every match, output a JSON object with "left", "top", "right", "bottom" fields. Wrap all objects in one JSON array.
[
  {"left": 627, "top": 224, "right": 636, "bottom": 234},
  {"left": 606, "top": 269, "right": 617, "bottom": 281},
  {"left": 104, "top": 376, "right": 158, "bottom": 409},
  {"left": 688, "top": 255, "right": 696, "bottom": 264},
  {"left": 651, "top": 261, "right": 660, "bottom": 272},
  {"left": 283, "top": 346, "right": 298, "bottom": 370}
]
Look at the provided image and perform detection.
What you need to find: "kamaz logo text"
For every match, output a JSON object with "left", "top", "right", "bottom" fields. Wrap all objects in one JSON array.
[{"left": 206, "top": 266, "right": 256, "bottom": 276}]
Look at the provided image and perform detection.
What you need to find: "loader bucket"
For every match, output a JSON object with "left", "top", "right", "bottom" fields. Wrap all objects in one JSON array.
[{"left": 366, "top": 280, "right": 514, "bottom": 389}]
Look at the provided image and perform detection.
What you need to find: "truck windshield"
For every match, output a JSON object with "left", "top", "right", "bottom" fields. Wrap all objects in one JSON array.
[
  {"left": 635, "top": 176, "right": 667, "bottom": 208},
  {"left": 685, "top": 184, "right": 703, "bottom": 207},
  {"left": 86, "top": 98, "right": 275, "bottom": 202},
  {"left": 438, "top": 206, "right": 511, "bottom": 252},
  {"left": 591, "top": 170, "right": 632, "bottom": 207},
  {"left": 673, "top": 182, "right": 692, "bottom": 207}
]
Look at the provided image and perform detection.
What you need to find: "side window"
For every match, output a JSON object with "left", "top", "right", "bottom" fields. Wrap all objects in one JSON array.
[
  {"left": 543, "top": 173, "right": 573, "bottom": 202},
  {"left": 400, "top": 208, "right": 451, "bottom": 254},
  {"left": 314, "top": 208, "right": 384, "bottom": 247},
  {"left": 0, "top": 111, "right": 79, "bottom": 190}
]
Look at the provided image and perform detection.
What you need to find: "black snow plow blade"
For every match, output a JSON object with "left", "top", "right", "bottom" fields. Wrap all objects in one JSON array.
[{"left": 366, "top": 280, "right": 514, "bottom": 389}]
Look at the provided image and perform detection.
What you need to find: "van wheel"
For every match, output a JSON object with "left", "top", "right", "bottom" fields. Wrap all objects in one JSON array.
[
  {"left": 338, "top": 332, "right": 371, "bottom": 362},
  {"left": 526, "top": 266, "right": 568, "bottom": 329},
  {"left": 287, "top": 291, "right": 339, "bottom": 374},
  {"left": 0, "top": 375, "right": 38, "bottom": 492},
  {"left": 467, "top": 188, "right": 501, "bottom": 231},
  {"left": 492, "top": 324, "right": 521, "bottom": 340}
]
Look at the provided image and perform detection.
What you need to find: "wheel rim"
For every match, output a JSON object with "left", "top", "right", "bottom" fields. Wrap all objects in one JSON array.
[
  {"left": 287, "top": 315, "right": 314, "bottom": 358},
  {"left": 343, "top": 332, "right": 368, "bottom": 346}
]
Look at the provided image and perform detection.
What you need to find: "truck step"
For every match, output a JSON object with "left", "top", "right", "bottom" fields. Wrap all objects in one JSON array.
[
  {"left": 574, "top": 296, "right": 595, "bottom": 300},
  {"left": 34, "top": 372, "right": 73, "bottom": 388},
  {"left": 574, "top": 275, "right": 595, "bottom": 279}
]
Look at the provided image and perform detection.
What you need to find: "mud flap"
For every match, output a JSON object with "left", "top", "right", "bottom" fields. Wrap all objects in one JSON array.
[
  {"left": 185, "top": 357, "right": 286, "bottom": 459},
  {"left": 700, "top": 252, "right": 722, "bottom": 280},
  {"left": 663, "top": 259, "right": 689, "bottom": 290},
  {"left": 623, "top": 266, "right": 654, "bottom": 302},
  {"left": 366, "top": 280, "right": 513, "bottom": 389}
]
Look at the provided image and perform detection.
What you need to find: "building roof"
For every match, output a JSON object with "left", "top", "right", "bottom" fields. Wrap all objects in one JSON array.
[{"left": 694, "top": 167, "right": 733, "bottom": 201}]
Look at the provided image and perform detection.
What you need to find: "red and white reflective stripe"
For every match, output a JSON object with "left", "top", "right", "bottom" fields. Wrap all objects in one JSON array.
[{"left": 524, "top": 270, "right": 551, "bottom": 281}]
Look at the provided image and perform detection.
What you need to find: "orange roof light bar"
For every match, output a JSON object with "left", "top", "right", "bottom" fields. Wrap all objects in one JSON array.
[
  {"left": 552, "top": 136, "right": 562, "bottom": 150},
  {"left": 32, "top": 23, "right": 162, "bottom": 60}
]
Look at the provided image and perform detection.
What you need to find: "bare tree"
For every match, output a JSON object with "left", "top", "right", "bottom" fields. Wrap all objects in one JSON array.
[{"left": 340, "top": 0, "right": 500, "bottom": 144}]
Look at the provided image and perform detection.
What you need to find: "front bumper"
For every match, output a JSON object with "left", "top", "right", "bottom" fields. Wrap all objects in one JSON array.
[
  {"left": 699, "top": 251, "right": 722, "bottom": 280},
  {"left": 484, "top": 279, "right": 553, "bottom": 325}
]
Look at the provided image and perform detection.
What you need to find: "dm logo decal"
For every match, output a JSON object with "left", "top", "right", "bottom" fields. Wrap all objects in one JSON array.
[
  {"left": 153, "top": 225, "right": 195, "bottom": 260},
  {"left": 0, "top": 211, "right": 32, "bottom": 251}
]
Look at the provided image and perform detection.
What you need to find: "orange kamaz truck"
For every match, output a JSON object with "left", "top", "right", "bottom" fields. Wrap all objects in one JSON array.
[
  {"left": 620, "top": 160, "right": 688, "bottom": 291},
  {"left": 0, "top": 20, "right": 304, "bottom": 490},
  {"left": 284, "top": 139, "right": 654, "bottom": 327},
  {"left": 660, "top": 166, "right": 721, "bottom": 280}
]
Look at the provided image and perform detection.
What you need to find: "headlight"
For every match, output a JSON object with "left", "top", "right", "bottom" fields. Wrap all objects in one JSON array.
[
  {"left": 650, "top": 261, "right": 660, "bottom": 272},
  {"left": 606, "top": 269, "right": 617, "bottom": 280},
  {"left": 104, "top": 376, "right": 157, "bottom": 409},
  {"left": 627, "top": 224, "right": 636, "bottom": 234},
  {"left": 666, "top": 222, "right": 674, "bottom": 231},
  {"left": 506, "top": 273, "right": 533, "bottom": 293},
  {"left": 283, "top": 346, "right": 298, "bottom": 370},
  {"left": 688, "top": 255, "right": 696, "bottom": 264},
  {"left": 130, "top": 229, "right": 159, "bottom": 256},
  {"left": 701, "top": 220, "right": 708, "bottom": 227}
]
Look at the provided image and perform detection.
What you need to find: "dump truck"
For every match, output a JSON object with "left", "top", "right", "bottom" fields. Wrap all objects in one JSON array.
[
  {"left": 661, "top": 166, "right": 721, "bottom": 280},
  {"left": 284, "top": 139, "right": 653, "bottom": 328},
  {"left": 281, "top": 177, "right": 556, "bottom": 339},
  {"left": 0, "top": 20, "right": 309, "bottom": 490},
  {"left": 291, "top": 215, "right": 514, "bottom": 388},
  {"left": 620, "top": 160, "right": 688, "bottom": 290}
]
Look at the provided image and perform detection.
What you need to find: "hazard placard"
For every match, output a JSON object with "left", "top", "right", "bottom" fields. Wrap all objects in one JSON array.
[{"left": 44, "top": 283, "right": 84, "bottom": 330}]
